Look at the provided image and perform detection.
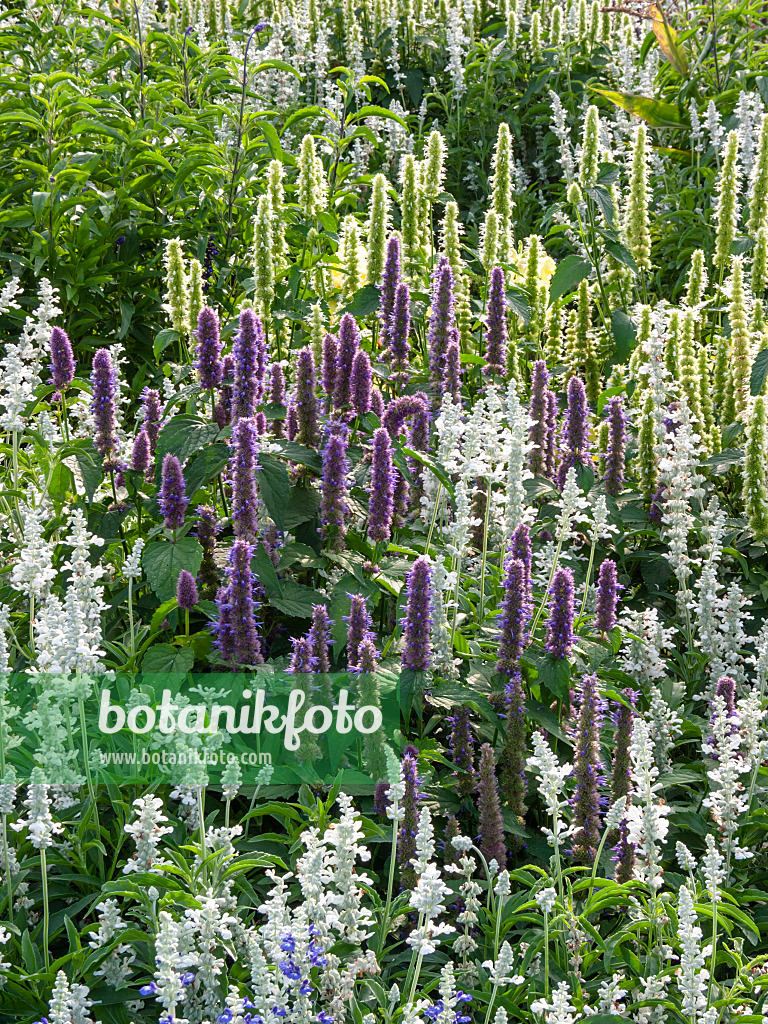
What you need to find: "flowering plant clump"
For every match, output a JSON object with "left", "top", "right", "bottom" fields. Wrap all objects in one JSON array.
[{"left": 2, "top": 1, "right": 768, "bottom": 1023}]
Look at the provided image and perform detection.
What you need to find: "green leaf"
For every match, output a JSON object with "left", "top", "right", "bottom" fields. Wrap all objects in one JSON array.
[
  {"left": 346, "top": 104, "right": 408, "bottom": 128},
  {"left": 150, "top": 598, "right": 178, "bottom": 635},
  {"left": 268, "top": 579, "right": 326, "bottom": 618},
  {"left": 156, "top": 415, "right": 220, "bottom": 465},
  {"left": 549, "top": 255, "right": 592, "bottom": 302},
  {"left": 259, "top": 453, "right": 291, "bottom": 531},
  {"left": 284, "top": 486, "right": 321, "bottom": 530},
  {"left": 537, "top": 654, "right": 572, "bottom": 701},
  {"left": 339, "top": 284, "right": 381, "bottom": 319},
  {"left": 251, "top": 542, "right": 282, "bottom": 600},
  {"left": 70, "top": 442, "right": 102, "bottom": 501},
  {"left": 184, "top": 443, "right": 230, "bottom": 497},
  {"left": 589, "top": 86, "right": 689, "bottom": 129},
  {"left": 750, "top": 348, "right": 768, "bottom": 396},
  {"left": 586, "top": 184, "right": 615, "bottom": 227},
  {"left": 603, "top": 238, "right": 638, "bottom": 272},
  {"left": 610, "top": 309, "right": 638, "bottom": 364},
  {"left": 154, "top": 328, "right": 180, "bottom": 361},
  {"left": 505, "top": 286, "right": 531, "bottom": 324},
  {"left": 270, "top": 441, "right": 323, "bottom": 473},
  {"left": 142, "top": 643, "right": 195, "bottom": 674},
  {"left": 142, "top": 538, "right": 203, "bottom": 601}
]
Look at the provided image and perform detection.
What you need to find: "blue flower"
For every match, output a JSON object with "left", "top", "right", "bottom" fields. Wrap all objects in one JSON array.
[
  {"left": 279, "top": 960, "right": 301, "bottom": 981},
  {"left": 140, "top": 982, "right": 159, "bottom": 996},
  {"left": 308, "top": 923, "right": 321, "bottom": 937},
  {"left": 181, "top": 972, "right": 196, "bottom": 986},
  {"left": 316, "top": 1014, "right": 334, "bottom": 1024},
  {"left": 280, "top": 935, "right": 296, "bottom": 953},
  {"left": 217, "top": 1012, "right": 233, "bottom": 1024},
  {"left": 272, "top": 1008, "right": 287, "bottom": 1018},
  {"left": 299, "top": 980, "right": 312, "bottom": 996},
  {"left": 254, "top": 20, "right": 268, "bottom": 30},
  {"left": 456, "top": 992, "right": 472, "bottom": 1003}
]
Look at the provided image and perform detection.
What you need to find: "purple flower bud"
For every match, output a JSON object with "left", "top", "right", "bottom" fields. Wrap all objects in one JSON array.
[
  {"left": 714, "top": 675, "right": 737, "bottom": 724},
  {"left": 159, "top": 453, "right": 188, "bottom": 530},
  {"left": 214, "top": 355, "right": 235, "bottom": 429},
  {"left": 334, "top": 313, "right": 360, "bottom": 411},
  {"left": 557, "top": 376, "right": 593, "bottom": 490},
  {"left": 443, "top": 341, "right": 462, "bottom": 403},
  {"left": 387, "top": 282, "right": 411, "bottom": 387},
  {"left": 510, "top": 522, "right": 532, "bottom": 590},
  {"left": 449, "top": 706, "right": 475, "bottom": 797},
  {"left": 269, "top": 362, "right": 286, "bottom": 438},
  {"left": 545, "top": 567, "right": 575, "bottom": 658},
  {"left": 49, "top": 327, "right": 75, "bottom": 391},
  {"left": 195, "top": 306, "right": 223, "bottom": 391},
  {"left": 604, "top": 396, "right": 627, "bottom": 497},
  {"left": 483, "top": 267, "right": 507, "bottom": 379},
  {"left": 195, "top": 504, "right": 219, "bottom": 598},
  {"left": 346, "top": 594, "right": 373, "bottom": 672},
  {"left": 378, "top": 235, "right": 401, "bottom": 350},
  {"left": 91, "top": 349, "right": 119, "bottom": 465},
  {"left": 309, "top": 604, "right": 332, "bottom": 673},
  {"left": 177, "top": 569, "right": 199, "bottom": 610},
  {"left": 350, "top": 349, "right": 372, "bottom": 416},
  {"left": 398, "top": 750, "right": 421, "bottom": 889},
  {"left": 320, "top": 423, "right": 349, "bottom": 550},
  {"left": 286, "top": 402, "right": 298, "bottom": 441},
  {"left": 529, "top": 360, "right": 549, "bottom": 476},
  {"left": 230, "top": 417, "right": 261, "bottom": 541},
  {"left": 497, "top": 558, "right": 529, "bottom": 678},
  {"left": 368, "top": 427, "right": 395, "bottom": 543},
  {"left": 233, "top": 310, "right": 267, "bottom": 421},
  {"left": 476, "top": 743, "right": 506, "bottom": 867},
  {"left": 357, "top": 635, "right": 379, "bottom": 674},
  {"left": 610, "top": 688, "right": 635, "bottom": 881},
  {"left": 571, "top": 672, "right": 604, "bottom": 865},
  {"left": 373, "top": 781, "right": 390, "bottom": 815},
  {"left": 288, "top": 635, "right": 315, "bottom": 674},
  {"left": 214, "top": 539, "right": 264, "bottom": 666},
  {"left": 427, "top": 258, "right": 460, "bottom": 401},
  {"left": 132, "top": 428, "right": 152, "bottom": 474},
  {"left": 321, "top": 333, "right": 338, "bottom": 407},
  {"left": 401, "top": 557, "right": 432, "bottom": 671},
  {"left": 595, "top": 558, "right": 619, "bottom": 633},
  {"left": 294, "top": 350, "right": 318, "bottom": 447}
]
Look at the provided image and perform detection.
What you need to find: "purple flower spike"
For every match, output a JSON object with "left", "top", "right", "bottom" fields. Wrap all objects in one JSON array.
[
  {"left": 214, "top": 355, "right": 234, "bottom": 429},
  {"left": 427, "top": 258, "right": 459, "bottom": 400},
  {"left": 49, "top": 327, "right": 75, "bottom": 391},
  {"left": 195, "top": 504, "right": 219, "bottom": 598},
  {"left": 214, "top": 539, "right": 264, "bottom": 667},
  {"left": 476, "top": 744, "right": 506, "bottom": 867},
  {"left": 346, "top": 594, "right": 373, "bottom": 671},
  {"left": 321, "top": 333, "right": 338, "bottom": 408},
  {"left": 387, "top": 282, "right": 411, "bottom": 386},
  {"left": 320, "top": 423, "right": 349, "bottom": 550},
  {"left": 449, "top": 705, "right": 475, "bottom": 797},
  {"left": 497, "top": 558, "right": 529, "bottom": 678},
  {"left": 378, "top": 235, "right": 401, "bottom": 351},
  {"left": 368, "top": 427, "right": 395, "bottom": 543},
  {"left": 545, "top": 567, "right": 575, "bottom": 659},
  {"left": 350, "top": 349, "right": 372, "bottom": 416},
  {"left": 295, "top": 347, "right": 319, "bottom": 446},
  {"left": 233, "top": 310, "right": 267, "bottom": 421},
  {"left": 269, "top": 362, "right": 286, "bottom": 438},
  {"left": 334, "top": 313, "right": 360, "bottom": 412},
  {"left": 483, "top": 267, "right": 507, "bottom": 379},
  {"left": 371, "top": 387, "right": 384, "bottom": 418},
  {"left": 195, "top": 306, "right": 223, "bottom": 391},
  {"left": 177, "top": 569, "right": 199, "bottom": 610},
  {"left": 398, "top": 750, "right": 421, "bottom": 889},
  {"left": 595, "top": 558, "right": 619, "bottom": 633},
  {"left": 289, "top": 636, "right": 315, "bottom": 674},
  {"left": 286, "top": 402, "right": 298, "bottom": 441},
  {"left": 529, "top": 360, "right": 549, "bottom": 476},
  {"left": 443, "top": 341, "right": 462, "bottom": 403},
  {"left": 131, "top": 428, "right": 152, "bottom": 475},
  {"left": 571, "top": 672, "right": 604, "bottom": 865},
  {"left": 557, "top": 376, "right": 593, "bottom": 490},
  {"left": 401, "top": 556, "right": 432, "bottom": 671},
  {"left": 159, "top": 453, "right": 188, "bottom": 530},
  {"left": 714, "top": 675, "right": 737, "bottom": 726},
  {"left": 309, "top": 604, "right": 332, "bottom": 673},
  {"left": 230, "top": 416, "right": 260, "bottom": 541},
  {"left": 510, "top": 523, "right": 532, "bottom": 592},
  {"left": 142, "top": 387, "right": 163, "bottom": 456},
  {"left": 604, "top": 396, "right": 627, "bottom": 497},
  {"left": 91, "top": 348, "right": 119, "bottom": 466},
  {"left": 357, "top": 636, "right": 379, "bottom": 674},
  {"left": 610, "top": 688, "right": 635, "bottom": 882},
  {"left": 498, "top": 555, "right": 530, "bottom": 818}
]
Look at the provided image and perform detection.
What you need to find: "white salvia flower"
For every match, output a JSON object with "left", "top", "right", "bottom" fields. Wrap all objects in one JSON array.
[
  {"left": 0, "top": 277, "right": 21, "bottom": 315},
  {"left": 451, "top": 835, "right": 473, "bottom": 852},
  {"left": 706, "top": 100, "right": 724, "bottom": 151},
  {"left": 494, "top": 869, "right": 511, "bottom": 901},
  {"left": 526, "top": 732, "right": 574, "bottom": 850},
  {"left": 47, "top": 970, "right": 95, "bottom": 1024},
  {"left": 676, "top": 841, "right": 698, "bottom": 873},
  {"left": 597, "top": 973, "right": 627, "bottom": 1015},
  {"left": 531, "top": 981, "right": 579, "bottom": 1023},
  {"left": 482, "top": 940, "right": 516, "bottom": 984},
  {"left": 677, "top": 884, "right": 709, "bottom": 1022},
  {"left": 737, "top": 691, "right": 767, "bottom": 770},
  {"left": 153, "top": 911, "right": 196, "bottom": 1015},
  {"left": 605, "top": 796, "right": 628, "bottom": 831},
  {"left": 412, "top": 806, "right": 435, "bottom": 876},
  {"left": 430, "top": 557, "right": 459, "bottom": 679},
  {"left": 625, "top": 717, "right": 670, "bottom": 889},
  {"left": 703, "top": 693, "right": 752, "bottom": 866},
  {"left": 648, "top": 687, "right": 682, "bottom": 771},
  {"left": 10, "top": 776, "right": 63, "bottom": 849},
  {"left": 385, "top": 752, "right": 406, "bottom": 823},
  {"left": 536, "top": 886, "right": 557, "bottom": 914},
  {"left": 323, "top": 791, "right": 374, "bottom": 943},
  {"left": 123, "top": 795, "right": 173, "bottom": 874},
  {"left": 702, "top": 834, "right": 725, "bottom": 902},
  {"left": 123, "top": 538, "right": 145, "bottom": 579},
  {"left": 88, "top": 899, "right": 127, "bottom": 948},
  {"left": 406, "top": 863, "right": 456, "bottom": 954},
  {"left": 618, "top": 607, "right": 676, "bottom": 684},
  {"left": 548, "top": 89, "right": 575, "bottom": 181},
  {"left": 503, "top": 377, "right": 535, "bottom": 538},
  {"left": 445, "top": 6, "right": 467, "bottom": 101},
  {"left": 10, "top": 501, "right": 56, "bottom": 600}
]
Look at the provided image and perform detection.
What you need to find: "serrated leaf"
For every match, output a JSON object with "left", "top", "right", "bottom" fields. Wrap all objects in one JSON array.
[
  {"left": 142, "top": 643, "right": 195, "bottom": 674},
  {"left": 142, "top": 538, "right": 203, "bottom": 601},
  {"left": 603, "top": 238, "right": 638, "bottom": 272},
  {"left": 268, "top": 579, "right": 326, "bottom": 618},
  {"left": 258, "top": 453, "right": 291, "bottom": 531},
  {"left": 156, "top": 415, "right": 220, "bottom": 465},
  {"left": 549, "top": 255, "right": 592, "bottom": 302},
  {"left": 339, "top": 284, "right": 381, "bottom": 318},
  {"left": 750, "top": 348, "right": 768, "bottom": 396},
  {"left": 184, "top": 443, "right": 230, "bottom": 497},
  {"left": 284, "top": 486, "right": 321, "bottom": 530}
]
